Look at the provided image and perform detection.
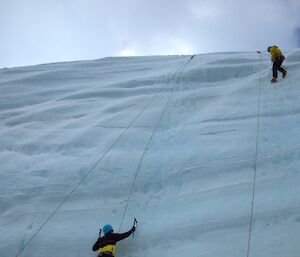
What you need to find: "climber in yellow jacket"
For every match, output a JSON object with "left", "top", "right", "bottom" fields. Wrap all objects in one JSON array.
[{"left": 267, "top": 45, "right": 287, "bottom": 83}]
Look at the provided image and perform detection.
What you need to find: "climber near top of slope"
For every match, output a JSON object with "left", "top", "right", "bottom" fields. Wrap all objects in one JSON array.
[{"left": 267, "top": 45, "right": 287, "bottom": 83}]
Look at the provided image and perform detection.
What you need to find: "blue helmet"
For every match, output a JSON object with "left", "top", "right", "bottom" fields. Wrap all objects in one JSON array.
[{"left": 103, "top": 224, "right": 113, "bottom": 234}]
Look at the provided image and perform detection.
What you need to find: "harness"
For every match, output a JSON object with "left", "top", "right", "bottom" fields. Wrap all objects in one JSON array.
[{"left": 99, "top": 252, "right": 113, "bottom": 257}]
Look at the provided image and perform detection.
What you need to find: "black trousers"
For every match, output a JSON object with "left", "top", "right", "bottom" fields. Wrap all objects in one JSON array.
[{"left": 272, "top": 59, "right": 285, "bottom": 78}]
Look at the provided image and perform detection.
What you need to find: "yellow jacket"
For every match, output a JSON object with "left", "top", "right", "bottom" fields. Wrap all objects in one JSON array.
[
  {"left": 99, "top": 245, "right": 116, "bottom": 255},
  {"left": 269, "top": 46, "right": 285, "bottom": 61}
]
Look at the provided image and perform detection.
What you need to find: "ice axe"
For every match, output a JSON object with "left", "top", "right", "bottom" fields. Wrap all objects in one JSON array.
[{"left": 132, "top": 217, "right": 138, "bottom": 237}]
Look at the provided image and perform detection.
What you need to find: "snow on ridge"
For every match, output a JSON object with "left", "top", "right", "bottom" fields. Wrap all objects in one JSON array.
[{"left": 0, "top": 51, "right": 300, "bottom": 257}]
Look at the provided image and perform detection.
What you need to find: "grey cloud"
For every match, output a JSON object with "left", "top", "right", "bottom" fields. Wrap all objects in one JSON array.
[{"left": 0, "top": 0, "right": 299, "bottom": 67}]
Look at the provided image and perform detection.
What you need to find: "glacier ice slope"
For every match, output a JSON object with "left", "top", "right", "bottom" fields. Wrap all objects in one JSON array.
[{"left": 0, "top": 51, "right": 300, "bottom": 257}]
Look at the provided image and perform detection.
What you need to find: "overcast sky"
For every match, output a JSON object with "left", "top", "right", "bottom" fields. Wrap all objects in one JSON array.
[{"left": 1, "top": 0, "right": 300, "bottom": 68}]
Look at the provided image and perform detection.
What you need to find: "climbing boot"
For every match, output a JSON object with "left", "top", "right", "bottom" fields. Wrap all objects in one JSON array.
[
  {"left": 271, "top": 77, "right": 277, "bottom": 83},
  {"left": 282, "top": 69, "right": 287, "bottom": 78}
]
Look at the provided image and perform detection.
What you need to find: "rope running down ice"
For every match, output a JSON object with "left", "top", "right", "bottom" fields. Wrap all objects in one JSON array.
[
  {"left": 246, "top": 51, "right": 263, "bottom": 257},
  {"left": 119, "top": 55, "right": 195, "bottom": 231}
]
